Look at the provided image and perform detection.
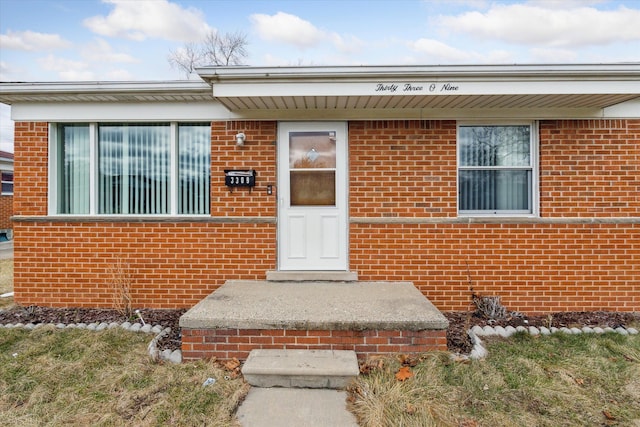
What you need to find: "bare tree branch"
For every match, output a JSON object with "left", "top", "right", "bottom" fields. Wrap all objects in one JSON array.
[
  {"left": 167, "top": 42, "right": 203, "bottom": 79},
  {"left": 168, "top": 30, "right": 248, "bottom": 78}
]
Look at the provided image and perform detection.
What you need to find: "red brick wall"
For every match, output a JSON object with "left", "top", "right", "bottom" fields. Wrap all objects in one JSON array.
[
  {"left": 349, "top": 119, "right": 639, "bottom": 313},
  {"left": 540, "top": 119, "right": 640, "bottom": 217},
  {"left": 0, "top": 196, "right": 12, "bottom": 229},
  {"left": 13, "top": 120, "right": 278, "bottom": 308},
  {"left": 350, "top": 222, "right": 639, "bottom": 313},
  {"left": 349, "top": 120, "right": 457, "bottom": 218},
  {"left": 211, "top": 121, "right": 277, "bottom": 217},
  {"left": 11, "top": 118, "right": 640, "bottom": 313},
  {"left": 13, "top": 222, "right": 275, "bottom": 308},
  {"left": 14, "top": 122, "right": 48, "bottom": 217}
]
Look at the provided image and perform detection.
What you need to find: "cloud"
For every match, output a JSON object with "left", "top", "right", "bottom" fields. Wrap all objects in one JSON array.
[
  {"left": 410, "top": 38, "right": 515, "bottom": 64},
  {"left": 37, "top": 55, "right": 95, "bottom": 80},
  {"left": 437, "top": 3, "right": 640, "bottom": 47},
  {"left": 0, "top": 30, "right": 71, "bottom": 51},
  {"left": 251, "top": 12, "right": 324, "bottom": 48},
  {"left": 104, "top": 69, "right": 136, "bottom": 80},
  {"left": 530, "top": 47, "right": 578, "bottom": 63},
  {"left": 251, "top": 12, "right": 363, "bottom": 53},
  {"left": 83, "top": 0, "right": 211, "bottom": 42},
  {"left": 0, "top": 61, "right": 17, "bottom": 81},
  {"left": 81, "top": 39, "right": 138, "bottom": 63},
  {"left": 411, "top": 38, "right": 473, "bottom": 62}
]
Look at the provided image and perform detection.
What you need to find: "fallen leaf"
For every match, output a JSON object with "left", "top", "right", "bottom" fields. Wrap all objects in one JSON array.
[
  {"left": 603, "top": 410, "right": 616, "bottom": 421},
  {"left": 574, "top": 378, "right": 584, "bottom": 386},
  {"left": 395, "top": 366, "right": 413, "bottom": 381},
  {"left": 398, "top": 354, "right": 419, "bottom": 367},
  {"left": 359, "top": 357, "right": 385, "bottom": 375},
  {"left": 224, "top": 358, "right": 240, "bottom": 371}
]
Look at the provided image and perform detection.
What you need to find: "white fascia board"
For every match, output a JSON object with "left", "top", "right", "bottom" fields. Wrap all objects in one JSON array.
[
  {"left": 0, "top": 80, "right": 209, "bottom": 95},
  {"left": 198, "top": 63, "right": 640, "bottom": 80},
  {"left": 10, "top": 100, "right": 237, "bottom": 122},
  {"left": 212, "top": 80, "right": 640, "bottom": 98}
]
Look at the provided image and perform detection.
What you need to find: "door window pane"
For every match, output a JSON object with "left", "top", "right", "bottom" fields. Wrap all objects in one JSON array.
[{"left": 289, "top": 131, "right": 336, "bottom": 206}]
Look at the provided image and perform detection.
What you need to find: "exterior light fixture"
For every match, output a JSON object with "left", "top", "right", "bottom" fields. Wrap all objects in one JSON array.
[{"left": 235, "top": 132, "right": 246, "bottom": 146}]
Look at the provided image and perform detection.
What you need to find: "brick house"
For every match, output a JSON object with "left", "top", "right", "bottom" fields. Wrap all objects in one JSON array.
[
  {"left": 0, "top": 150, "right": 14, "bottom": 240},
  {"left": 0, "top": 64, "right": 638, "bottom": 316}
]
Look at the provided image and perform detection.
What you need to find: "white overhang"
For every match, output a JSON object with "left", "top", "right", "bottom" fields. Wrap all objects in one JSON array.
[
  {"left": 1, "top": 64, "right": 639, "bottom": 120},
  {"left": 0, "top": 80, "right": 213, "bottom": 104},
  {"left": 196, "top": 63, "right": 640, "bottom": 119}
]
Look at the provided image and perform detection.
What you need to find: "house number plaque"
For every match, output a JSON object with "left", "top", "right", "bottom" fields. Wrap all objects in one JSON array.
[{"left": 224, "top": 169, "right": 256, "bottom": 190}]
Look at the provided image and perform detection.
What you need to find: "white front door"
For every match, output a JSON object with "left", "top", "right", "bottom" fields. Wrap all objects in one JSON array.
[{"left": 278, "top": 122, "right": 348, "bottom": 271}]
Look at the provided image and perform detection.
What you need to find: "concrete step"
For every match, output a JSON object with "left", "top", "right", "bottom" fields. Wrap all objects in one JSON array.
[{"left": 241, "top": 349, "right": 359, "bottom": 389}]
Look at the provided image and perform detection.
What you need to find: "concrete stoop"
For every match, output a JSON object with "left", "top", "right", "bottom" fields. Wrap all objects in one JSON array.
[
  {"left": 242, "top": 349, "right": 359, "bottom": 389},
  {"left": 180, "top": 280, "right": 449, "bottom": 362}
]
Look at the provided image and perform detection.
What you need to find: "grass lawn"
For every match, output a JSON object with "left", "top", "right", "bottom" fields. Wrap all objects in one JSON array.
[
  {"left": 0, "top": 327, "right": 248, "bottom": 426},
  {"left": 349, "top": 332, "right": 640, "bottom": 427}
]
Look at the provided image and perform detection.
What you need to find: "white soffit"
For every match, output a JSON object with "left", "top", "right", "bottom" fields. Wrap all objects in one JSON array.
[{"left": 198, "top": 64, "right": 640, "bottom": 117}]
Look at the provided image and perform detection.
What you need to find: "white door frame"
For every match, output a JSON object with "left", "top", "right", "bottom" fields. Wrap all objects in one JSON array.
[{"left": 277, "top": 122, "right": 348, "bottom": 271}]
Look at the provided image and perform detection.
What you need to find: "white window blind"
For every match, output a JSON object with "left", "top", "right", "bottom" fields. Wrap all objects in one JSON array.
[
  {"left": 179, "top": 124, "right": 210, "bottom": 215},
  {"left": 98, "top": 124, "right": 170, "bottom": 215},
  {"left": 58, "top": 124, "right": 90, "bottom": 214},
  {"left": 458, "top": 125, "right": 533, "bottom": 214},
  {"left": 55, "top": 122, "right": 210, "bottom": 216}
]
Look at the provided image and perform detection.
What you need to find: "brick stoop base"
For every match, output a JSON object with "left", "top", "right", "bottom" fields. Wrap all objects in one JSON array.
[{"left": 182, "top": 328, "right": 448, "bottom": 361}]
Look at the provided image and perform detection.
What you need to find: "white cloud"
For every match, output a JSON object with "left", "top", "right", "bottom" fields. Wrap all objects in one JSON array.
[
  {"left": 251, "top": 12, "right": 325, "bottom": 48},
  {"left": 0, "top": 30, "right": 71, "bottom": 51},
  {"left": 530, "top": 47, "right": 579, "bottom": 62},
  {"left": 81, "top": 39, "right": 138, "bottom": 63},
  {"left": 83, "top": 0, "right": 211, "bottom": 42},
  {"left": 104, "top": 68, "right": 136, "bottom": 80},
  {"left": 37, "top": 55, "right": 95, "bottom": 80},
  {"left": 411, "top": 38, "right": 473, "bottom": 62},
  {"left": 437, "top": 3, "right": 640, "bottom": 47},
  {"left": 251, "top": 12, "right": 363, "bottom": 53},
  {"left": 410, "top": 38, "right": 515, "bottom": 64},
  {"left": 0, "top": 61, "right": 31, "bottom": 82}
]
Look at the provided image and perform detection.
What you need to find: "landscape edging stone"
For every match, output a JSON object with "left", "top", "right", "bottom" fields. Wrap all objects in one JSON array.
[
  {"left": 0, "top": 320, "right": 182, "bottom": 364},
  {"left": 465, "top": 324, "right": 639, "bottom": 360}
]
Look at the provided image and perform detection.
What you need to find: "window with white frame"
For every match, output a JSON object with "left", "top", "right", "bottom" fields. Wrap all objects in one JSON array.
[
  {"left": 54, "top": 122, "right": 210, "bottom": 215},
  {"left": 458, "top": 123, "right": 537, "bottom": 215},
  {"left": 1, "top": 172, "right": 14, "bottom": 195}
]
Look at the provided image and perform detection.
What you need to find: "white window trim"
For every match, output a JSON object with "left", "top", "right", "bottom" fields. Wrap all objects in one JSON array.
[
  {"left": 456, "top": 120, "right": 539, "bottom": 217},
  {"left": 48, "top": 122, "right": 211, "bottom": 217}
]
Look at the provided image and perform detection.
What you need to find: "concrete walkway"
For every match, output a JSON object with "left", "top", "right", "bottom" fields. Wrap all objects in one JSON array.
[{"left": 237, "top": 388, "right": 358, "bottom": 427}]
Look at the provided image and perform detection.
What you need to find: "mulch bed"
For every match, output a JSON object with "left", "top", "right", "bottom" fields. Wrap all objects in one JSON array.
[{"left": 2, "top": 306, "right": 638, "bottom": 355}]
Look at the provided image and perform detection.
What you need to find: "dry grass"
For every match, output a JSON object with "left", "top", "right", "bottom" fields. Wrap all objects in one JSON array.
[
  {"left": 0, "top": 259, "right": 13, "bottom": 310},
  {"left": 0, "top": 327, "right": 249, "bottom": 426},
  {"left": 349, "top": 333, "right": 640, "bottom": 427}
]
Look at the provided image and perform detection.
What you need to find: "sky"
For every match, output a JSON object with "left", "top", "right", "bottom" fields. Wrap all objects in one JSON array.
[{"left": 1, "top": 0, "right": 640, "bottom": 152}]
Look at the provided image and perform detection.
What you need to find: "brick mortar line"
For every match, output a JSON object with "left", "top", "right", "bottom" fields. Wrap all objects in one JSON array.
[{"left": 11, "top": 215, "right": 640, "bottom": 225}]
